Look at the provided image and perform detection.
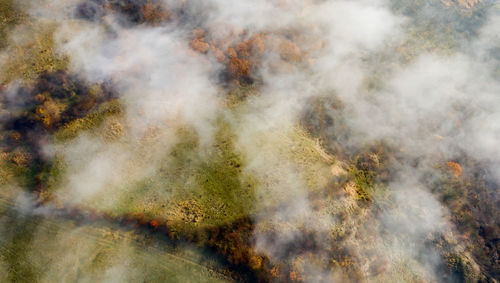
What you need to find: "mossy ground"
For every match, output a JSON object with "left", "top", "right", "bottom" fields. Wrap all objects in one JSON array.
[
  {"left": 53, "top": 100, "right": 123, "bottom": 142},
  {"left": 0, "top": 0, "right": 24, "bottom": 50},
  {"left": 0, "top": 8, "right": 68, "bottom": 85}
]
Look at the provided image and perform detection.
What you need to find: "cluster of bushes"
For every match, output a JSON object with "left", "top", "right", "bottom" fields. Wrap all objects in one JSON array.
[
  {"left": 76, "top": 0, "right": 169, "bottom": 25},
  {"left": 427, "top": 157, "right": 500, "bottom": 280},
  {"left": 0, "top": 70, "right": 117, "bottom": 198}
]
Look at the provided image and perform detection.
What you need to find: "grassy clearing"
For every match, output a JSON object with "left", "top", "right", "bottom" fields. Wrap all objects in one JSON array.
[
  {"left": 50, "top": 110, "right": 259, "bottom": 232},
  {"left": 0, "top": 210, "right": 230, "bottom": 282},
  {"left": 0, "top": 153, "right": 15, "bottom": 187},
  {"left": 0, "top": 0, "right": 24, "bottom": 50},
  {"left": 107, "top": 119, "right": 258, "bottom": 231},
  {"left": 236, "top": 124, "right": 334, "bottom": 209},
  {"left": 53, "top": 100, "right": 123, "bottom": 142},
  {"left": 0, "top": 150, "right": 38, "bottom": 191},
  {"left": 0, "top": 13, "right": 68, "bottom": 85},
  {"left": 49, "top": 103, "right": 334, "bottom": 234},
  {"left": 283, "top": 127, "right": 335, "bottom": 190}
]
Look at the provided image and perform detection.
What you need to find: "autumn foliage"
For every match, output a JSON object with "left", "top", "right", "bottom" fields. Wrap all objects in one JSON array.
[{"left": 447, "top": 161, "right": 462, "bottom": 177}]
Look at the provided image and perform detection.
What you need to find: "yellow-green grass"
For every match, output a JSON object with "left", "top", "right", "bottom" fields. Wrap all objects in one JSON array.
[
  {"left": 53, "top": 100, "right": 124, "bottom": 142},
  {"left": 77, "top": 119, "right": 258, "bottom": 232},
  {"left": 81, "top": 123, "right": 333, "bottom": 232},
  {"left": 0, "top": 16, "right": 68, "bottom": 85},
  {"left": 0, "top": 207, "right": 231, "bottom": 282},
  {"left": 0, "top": 0, "right": 24, "bottom": 50},
  {"left": 46, "top": 98, "right": 336, "bottom": 235}
]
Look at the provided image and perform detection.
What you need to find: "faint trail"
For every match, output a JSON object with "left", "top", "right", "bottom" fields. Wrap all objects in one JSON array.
[{"left": 0, "top": 194, "right": 234, "bottom": 282}]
